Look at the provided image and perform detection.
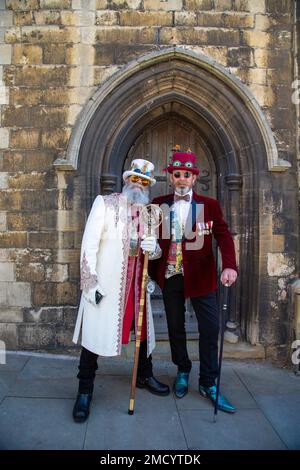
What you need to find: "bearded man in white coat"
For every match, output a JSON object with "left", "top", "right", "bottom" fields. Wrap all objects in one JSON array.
[{"left": 72, "top": 159, "right": 170, "bottom": 422}]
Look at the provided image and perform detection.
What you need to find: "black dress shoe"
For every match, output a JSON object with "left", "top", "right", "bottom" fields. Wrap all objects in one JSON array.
[
  {"left": 136, "top": 376, "right": 170, "bottom": 396},
  {"left": 73, "top": 393, "right": 92, "bottom": 423}
]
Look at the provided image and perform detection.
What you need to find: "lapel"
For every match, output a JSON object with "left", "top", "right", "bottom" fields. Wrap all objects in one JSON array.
[{"left": 183, "top": 191, "right": 204, "bottom": 242}]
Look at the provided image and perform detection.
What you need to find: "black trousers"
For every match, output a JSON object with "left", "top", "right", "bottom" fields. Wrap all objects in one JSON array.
[
  {"left": 162, "top": 274, "right": 219, "bottom": 388},
  {"left": 77, "top": 340, "right": 153, "bottom": 394}
]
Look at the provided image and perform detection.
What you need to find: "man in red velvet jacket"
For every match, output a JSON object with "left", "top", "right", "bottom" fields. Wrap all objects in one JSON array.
[{"left": 149, "top": 149, "right": 238, "bottom": 413}]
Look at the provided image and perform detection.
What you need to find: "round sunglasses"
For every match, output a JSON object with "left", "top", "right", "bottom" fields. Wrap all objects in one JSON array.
[
  {"left": 130, "top": 175, "right": 151, "bottom": 186},
  {"left": 173, "top": 171, "right": 193, "bottom": 179}
]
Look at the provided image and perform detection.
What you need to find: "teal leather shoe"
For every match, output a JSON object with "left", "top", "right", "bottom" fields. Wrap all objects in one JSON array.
[
  {"left": 199, "top": 384, "right": 236, "bottom": 413},
  {"left": 173, "top": 372, "right": 189, "bottom": 398}
]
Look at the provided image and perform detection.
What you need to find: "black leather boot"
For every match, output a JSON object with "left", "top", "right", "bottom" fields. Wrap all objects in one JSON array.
[
  {"left": 136, "top": 376, "right": 170, "bottom": 396},
  {"left": 73, "top": 393, "right": 92, "bottom": 423}
]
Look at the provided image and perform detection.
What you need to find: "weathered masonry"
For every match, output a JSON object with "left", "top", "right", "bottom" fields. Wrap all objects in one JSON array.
[{"left": 0, "top": 0, "right": 299, "bottom": 362}]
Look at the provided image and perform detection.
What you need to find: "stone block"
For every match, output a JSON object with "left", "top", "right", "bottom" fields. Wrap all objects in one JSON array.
[
  {"left": 96, "top": 0, "right": 141, "bottom": 9},
  {"left": 0, "top": 307, "right": 23, "bottom": 323},
  {"left": 0, "top": 232, "right": 27, "bottom": 248},
  {"left": 119, "top": 11, "right": 172, "bottom": 26},
  {"left": 249, "top": 83, "right": 275, "bottom": 107},
  {"left": 184, "top": 0, "right": 213, "bottom": 10},
  {"left": 32, "top": 282, "right": 56, "bottom": 306},
  {"left": 34, "top": 11, "right": 61, "bottom": 25},
  {"left": 223, "top": 12, "right": 254, "bottom": 28},
  {"left": 45, "top": 264, "right": 68, "bottom": 282},
  {"left": 40, "top": 0, "right": 71, "bottom": 7},
  {"left": 16, "top": 263, "right": 45, "bottom": 282},
  {"left": 4, "top": 27, "right": 22, "bottom": 44},
  {"left": 95, "top": 26, "right": 157, "bottom": 44},
  {"left": 10, "top": 129, "right": 40, "bottom": 149},
  {"left": 43, "top": 44, "right": 66, "bottom": 64},
  {"left": 28, "top": 232, "right": 59, "bottom": 249},
  {"left": 254, "top": 48, "right": 291, "bottom": 69},
  {"left": 41, "top": 128, "right": 71, "bottom": 149},
  {"left": 24, "top": 151, "right": 56, "bottom": 171},
  {"left": 73, "top": 0, "right": 95, "bottom": 8},
  {"left": 54, "top": 249, "right": 79, "bottom": 263},
  {"left": 14, "top": 11, "right": 34, "bottom": 26},
  {"left": 247, "top": 0, "right": 265, "bottom": 13},
  {"left": 7, "top": 213, "right": 39, "bottom": 231},
  {"left": 93, "top": 44, "right": 115, "bottom": 65},
  {"left": 56, "top": 282, "right": 78, "bottom": 305},
  {"left": 144, "top": 0, "right": 182, "bottom": 10},
  {"left": 197, "top": 12, "right": 223, "bottom": 27},
  {"left": 6, "top": 0, "right": 39, "bottom": 10},
  {"left": 67, "top": 104, "right": 82, "bottom": 125},
  {"left": 227, "top": 46, "right": 253, "bottom": 67},
  {"left": 175, "top": 11, "right": 197, "bottom": 26},
  {"left": 1, "top": 151, "right": 25, "bottom": 172},
  {"left": 0, "top": 262, "right": 15, "bottom": 281},
  {"left": 20, "top": 26, "right": 80, "bottom": 43},
  {"left": 6, "top": 282, "right": 31, "bottom": 307},
  {"left": 214, "top": 0, "right": 233, "bottom": 10},
  {"left": 267, "top": 253, "right": 296, "bottom": 277},
  {"left": 0, "top": 212, "right": 7, "bottom": 231},
  {"left": 69, "top": 66, "right": 94, "bottom": 86},
  {"left": 265, "top": 0, "right": 292, "bottom": 14},
  {"left": 23, "top": 306, "right": 64, "bottom": 324},
  {"left": 65, "top": 44, "right": 94, "bottom": 65},
  {"left": 0, "top": 323, "right": 17, "bottom": 349},
  {"left": 2, "top": 105, "right": 68, "bottom": 129},
  {"left": 0, "top": 84, "right": 9, "bottom": 105},
  {"left": 61, "top": 10, "right": 95, "bottom": 26},
  {"left": 56, "top": 210, "right": 84, "bottom": 231},
  {"left": 242, "top": 30, "right": 270, "bottom": 47},
  {"left": 0, "top": 45, "right": 12, "bottom": 65},
  {"left": 248, "top": 68, "right": 267, "bottom": 86},
  {"left": 96, "top": 10, "right": 119, "bottom": 26},
  {"left": 15, "top": 66, "right": 69, "bottom": 87},
  {"left": 93, "top": 65, "right": 119, "bottom": 86},
  {"left": 69, "top": 262, "right": 79, "bottom": 281},
  {"left": 13, "top": 44, "right": 42, "bottom": 65},
  {"left": 0, "top": 173, "right": 8, "bottom": 190},
  {"left": 0, "top": 129, "right": 9, "bottom": 149},
  {"left": 160, "top": 27, "right": 240, "bottom": 46},
  {"left": 18, "top": 324, "right": 55, "bottom": 348},
  {"left": 0, "top": 11, "right": 13, "bottom": 26}
]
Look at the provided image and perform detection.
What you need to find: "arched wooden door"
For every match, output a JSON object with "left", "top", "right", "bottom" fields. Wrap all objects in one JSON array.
[{"left": 123, "top": 116, "right": 218, "bottom": 337}]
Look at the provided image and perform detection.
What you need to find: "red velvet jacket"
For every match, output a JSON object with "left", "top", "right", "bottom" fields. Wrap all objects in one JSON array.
[{"left": 148, "top": 191, "right": 238, "bottom": 298}]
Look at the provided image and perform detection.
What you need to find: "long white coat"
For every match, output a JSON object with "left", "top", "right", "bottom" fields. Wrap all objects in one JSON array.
[{"left": 73, "top": 193, "right": 156, "bottom": 357}]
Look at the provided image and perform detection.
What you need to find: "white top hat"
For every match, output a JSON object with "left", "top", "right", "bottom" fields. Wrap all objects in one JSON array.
[{"left": 123, "top": 159, "right": 156, "bottom": 186}]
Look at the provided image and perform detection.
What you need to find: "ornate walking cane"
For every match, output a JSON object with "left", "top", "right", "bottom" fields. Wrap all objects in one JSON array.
[
  {"left": 128, "top": 204, "right": 162, "bottom": 415},
  {"left": 213, "top": 283, "right": 229, "bottom": 422}
]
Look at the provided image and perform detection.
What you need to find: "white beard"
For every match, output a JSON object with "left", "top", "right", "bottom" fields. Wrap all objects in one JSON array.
[
  {"left": 122, "top": 182, "right": 150, "bottom": 206},
  {"left": 175, "top": 186, "right": 191, "bottom": 196}
]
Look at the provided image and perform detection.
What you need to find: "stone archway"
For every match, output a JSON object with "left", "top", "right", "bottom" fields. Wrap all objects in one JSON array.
[{"left": 56, "top": 47, "right": 291, "bottom": 344}]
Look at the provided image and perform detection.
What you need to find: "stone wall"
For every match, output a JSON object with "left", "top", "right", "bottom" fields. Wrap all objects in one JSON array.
[{"left": 0, "top": 0, "right": 299, "bottom": 356}]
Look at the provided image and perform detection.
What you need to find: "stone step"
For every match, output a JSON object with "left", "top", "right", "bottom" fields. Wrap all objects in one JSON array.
[{"left": 122, "top": 340, "right": 266, "bottom": 361}]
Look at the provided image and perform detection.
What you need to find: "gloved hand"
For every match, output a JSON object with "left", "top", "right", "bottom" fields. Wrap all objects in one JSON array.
[
  {"left": 83, "top": 284, "right": 105, "bottom": 306},
  {"left": 140, "top": 235, "right": 157, "bottom": 254}
]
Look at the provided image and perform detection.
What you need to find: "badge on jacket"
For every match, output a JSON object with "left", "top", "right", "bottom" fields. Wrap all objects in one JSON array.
[{"left": 198, "top": 221, "right": 213, "bottom": 236}]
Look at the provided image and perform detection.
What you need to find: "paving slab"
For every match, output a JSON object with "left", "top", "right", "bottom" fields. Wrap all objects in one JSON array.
[
  {"left": 180, "top": 409, "right": 287, "bottom": 450},
  {"left": 0, "top": 397, "right": 87, "bottom": 450},
  {"left": 251, "top": 394, "right": 300, "bottom": 450},
  {"left": 0, "top": 353, "right": 30, "bottom": 372},
  {"left": 85, "top": 375, "right": 186, "bottom": 450}
]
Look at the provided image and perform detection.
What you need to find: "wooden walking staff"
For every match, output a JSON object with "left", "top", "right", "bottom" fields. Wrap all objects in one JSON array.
[{"left": 128, "top": 204, "right": 162, "bottom": 415}]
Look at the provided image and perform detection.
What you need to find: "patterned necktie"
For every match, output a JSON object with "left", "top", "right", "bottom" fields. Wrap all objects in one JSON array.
[{"left": 174, "top": 194, "right": 191, "bottom": 203}]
